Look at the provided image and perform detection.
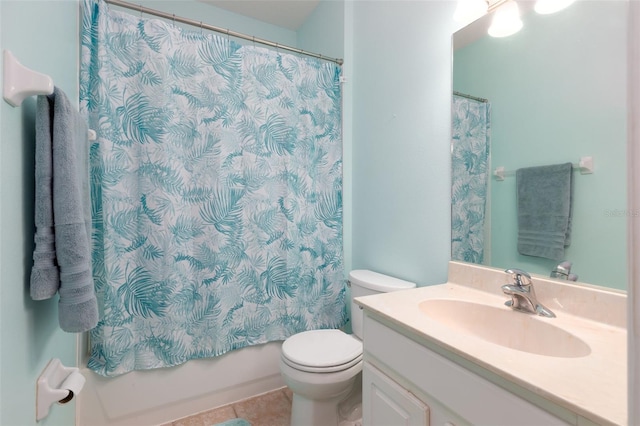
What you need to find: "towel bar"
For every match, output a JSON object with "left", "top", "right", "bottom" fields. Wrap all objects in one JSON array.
[{"left": 494, "top": 156, "right": 594, "bottom": 181}]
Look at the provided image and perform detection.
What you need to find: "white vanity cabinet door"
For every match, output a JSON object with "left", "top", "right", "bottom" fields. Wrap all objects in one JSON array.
[{"left": 363, "top": 361, "right": 429, "bottom": 426}]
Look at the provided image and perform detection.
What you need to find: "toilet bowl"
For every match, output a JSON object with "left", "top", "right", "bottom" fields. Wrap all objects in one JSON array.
[
  {"left": 280, "top": 270, "right": 416, "bottom": 426},
  {"left": 281, "top": 330, "right": 363, "bottom": 425}
]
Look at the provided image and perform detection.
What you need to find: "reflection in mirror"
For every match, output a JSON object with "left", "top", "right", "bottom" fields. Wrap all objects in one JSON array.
[{"left": 451, "top": 0, "right": 627, "bottom": 290}]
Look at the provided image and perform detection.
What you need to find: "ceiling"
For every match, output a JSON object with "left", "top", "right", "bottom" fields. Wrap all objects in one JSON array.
[{"left": 198, "top": 0, "right": 321, "bottom": 30}]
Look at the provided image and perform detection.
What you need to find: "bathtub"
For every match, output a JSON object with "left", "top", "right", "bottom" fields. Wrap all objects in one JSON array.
[{"left": 77, "top": 341, "right": 284, "bottom": 425}]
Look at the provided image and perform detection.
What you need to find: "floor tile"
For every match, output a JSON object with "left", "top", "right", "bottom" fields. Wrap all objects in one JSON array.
[
  {"left": 173, "top": 404, "right": 237, "bottom": 426},
  {"left": 232, "top": 389, "right": 292, "bottom": 426},
  {"left": 282, "top": 387, "right": 293, "bottom": 403}
]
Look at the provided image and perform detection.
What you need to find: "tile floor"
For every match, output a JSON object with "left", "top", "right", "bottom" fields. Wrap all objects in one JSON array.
[{"left": 167, "top": 387, "right": 293, "bottom": 426}]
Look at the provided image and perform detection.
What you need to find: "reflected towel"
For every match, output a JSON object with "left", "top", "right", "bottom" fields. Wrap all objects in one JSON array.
[
  {"left": 516, "top": 162, "right": 573, "bottom": 260},
  {"left": 30, "top": 86, "right": 98, "bottom": 333}
]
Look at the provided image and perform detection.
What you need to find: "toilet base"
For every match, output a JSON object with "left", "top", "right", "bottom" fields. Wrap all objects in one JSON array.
[
  {"left": 289, "top": 372, "right": 363, "bottom": 426},
  {"left": 291, "top": 391, "right": 347, "bottom": 426}
]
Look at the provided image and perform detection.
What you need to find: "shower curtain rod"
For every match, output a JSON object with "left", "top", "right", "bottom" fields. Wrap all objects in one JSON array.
[
  {"left": 104, "top": 0, "right": 344, "bottom": 66},
  {"left": 453, "top": 91, "right": 488, "bottom": 103}
]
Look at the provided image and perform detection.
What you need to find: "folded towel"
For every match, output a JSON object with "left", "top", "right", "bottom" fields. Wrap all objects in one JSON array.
[
  {"left": 30, "top": 87, "right": 98, "bottom": 333},
  {"left": 516, "top": 162, "right": 573, "bottom": 260}
]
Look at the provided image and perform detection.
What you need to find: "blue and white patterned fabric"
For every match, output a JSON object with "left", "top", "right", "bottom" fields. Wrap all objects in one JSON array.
[
  {"left": 451, "top": 95, "right": 491, "bottom": 264},
  {"left": 80, "top": 0, "right": 346, "bottom": 377}
]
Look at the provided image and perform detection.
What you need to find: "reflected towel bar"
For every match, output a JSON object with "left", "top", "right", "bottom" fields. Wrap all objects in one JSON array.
[{"left": 493, "top": 156, "right": 594, "bottom": 181}]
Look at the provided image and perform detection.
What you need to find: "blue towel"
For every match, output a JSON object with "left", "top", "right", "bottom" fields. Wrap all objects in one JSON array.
[
  {"left": 30, "top": 87, "right": 98, "bottom": 333},
  {"left": 516, "top": 162, "right": 573, "bottom": 260}
]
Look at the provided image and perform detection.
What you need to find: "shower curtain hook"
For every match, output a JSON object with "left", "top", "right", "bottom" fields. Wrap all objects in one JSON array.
[
  {"left": 226, "top": 29, "right": 230, "bottom": 42},
  {"left": 252, "top": 36, "right": 256, "bottom": 48},
  {"left": 172, "top": 14, "right": 176, "bottom": 26},
  {"left": 139, "top": 4, "right": 143, "bottom": 18},
  {"left": 200, "top": 21, "right": 203, "bottom": 35}
]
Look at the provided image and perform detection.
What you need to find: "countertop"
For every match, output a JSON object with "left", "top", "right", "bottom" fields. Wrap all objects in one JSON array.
[{"left": 354, "top": 261, "right": 627, "bottom": 426}]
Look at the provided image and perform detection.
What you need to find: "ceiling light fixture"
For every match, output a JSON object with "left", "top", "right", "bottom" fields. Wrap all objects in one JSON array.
[
  {"left": 488, "top": 1, "right": 523, "bottom": 38},
  {"left": 534, "top": 0, "right": 576, "bottom": 14}
]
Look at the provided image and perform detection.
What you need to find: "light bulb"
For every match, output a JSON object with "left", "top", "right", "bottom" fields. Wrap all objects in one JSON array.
[{"left": 488, "top": 1, "right": 523, "bottom": 38}]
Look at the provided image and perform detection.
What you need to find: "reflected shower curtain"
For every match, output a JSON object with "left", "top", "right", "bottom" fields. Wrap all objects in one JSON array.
[
  {"left": 80, "top": 0, "right": 345, "bottom": 377},
  {"left": 451, "top": 95, "right": 491, "bottom": 264}
]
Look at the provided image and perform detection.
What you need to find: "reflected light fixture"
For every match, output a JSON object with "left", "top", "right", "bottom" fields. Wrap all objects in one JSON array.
[
  {"left": 488, "top": 1, "right": 523, "bottom": 38},
  {"left": 454, "top": 0, "right": 489, "bottom": 26},
  {"left": 534, "top": 0, "right": 576, "bottom": 14}
]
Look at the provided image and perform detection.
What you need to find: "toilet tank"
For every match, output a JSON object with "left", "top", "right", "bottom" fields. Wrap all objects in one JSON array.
[{"left": 348, "top": 270, "right": 416, "bottom": 339}]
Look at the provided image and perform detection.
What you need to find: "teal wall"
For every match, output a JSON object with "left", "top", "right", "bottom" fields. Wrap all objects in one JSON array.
[
  {"left": 454, "top": 1, "right": 628, "bottom": 289},
  {"left": 127, "top": 0, "right": 297, "bottom": 47},
  {"left": 0, "top": 2, "right": 81, "bottom": 425},
  {"left": 0, "top": 1, "right": 308, "bottom": 425},
  {"left": 350, "top": 1, "right": 454, "bottom": 286},
  {"left": 297, "top": 0, "right": 344, "bottom": 60},
  {"left": 1, "top": 1, "right": 456, "bottom": 424}
]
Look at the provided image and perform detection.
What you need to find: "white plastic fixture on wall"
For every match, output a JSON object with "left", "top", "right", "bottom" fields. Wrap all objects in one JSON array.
[
  {"left": 2, "top": 49, "right": 97, "bottom": 141},
  {"left": 2, "top": 49, "right": 53, "bottom": 107},
  {"left": 36, "top": 358, "right": 86, "bottom": 421}
]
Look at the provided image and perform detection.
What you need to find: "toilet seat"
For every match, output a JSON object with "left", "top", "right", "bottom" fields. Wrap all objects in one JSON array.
[{"left": 282, "top": 329, "right": 363, "bottom": 373}]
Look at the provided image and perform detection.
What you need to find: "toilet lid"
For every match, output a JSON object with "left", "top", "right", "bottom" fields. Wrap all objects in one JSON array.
[{"left": 282, "top": 330, "right": 363, "bottom": 371}]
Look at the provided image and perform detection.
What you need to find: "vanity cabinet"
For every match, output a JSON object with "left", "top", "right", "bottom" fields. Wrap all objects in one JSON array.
[
  {"left": 363, "top": 361, "right": 429, "bottom": 425},
  {"left": 362, "top": 313, "right": 570, "bottom": 426},
  {"left": 363, "top": 361, "right": 467, "bottom": 426}
]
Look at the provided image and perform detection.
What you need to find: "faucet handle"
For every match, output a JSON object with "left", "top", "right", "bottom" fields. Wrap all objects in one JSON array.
[{"left": 504, "top": 268, "right": 532, "bottom": 286}]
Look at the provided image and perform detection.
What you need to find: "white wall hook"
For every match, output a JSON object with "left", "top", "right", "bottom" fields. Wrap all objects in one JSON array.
[
  {"left": 3, "top": 49, "right": 53, "bottom": 107},
  {"left": 36, "top": 358, "right": 85, "bottom": 421},
  {"left": 578, "top": 156, "right": 594, "bottom": 174},
  {"left": 493, "top": 166, "right": 505, "bottom": 181}
]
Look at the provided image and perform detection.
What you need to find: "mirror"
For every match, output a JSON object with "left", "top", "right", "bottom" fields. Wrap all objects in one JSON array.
[{"left": 451, "top": 0, "right": 627, "bottom": 290}]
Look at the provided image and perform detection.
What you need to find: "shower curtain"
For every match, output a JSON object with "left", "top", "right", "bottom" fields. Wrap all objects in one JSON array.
[
  {"left": 451, "top": 95, "right": 491, "bottom": 264},
  {"left": 81, "top": 0, "right": 345, "bottom": 377}
]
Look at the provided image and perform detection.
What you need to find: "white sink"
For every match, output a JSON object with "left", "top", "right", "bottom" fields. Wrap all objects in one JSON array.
[{"left": 418, "top": 299, "right": 591, "bottom": 358}]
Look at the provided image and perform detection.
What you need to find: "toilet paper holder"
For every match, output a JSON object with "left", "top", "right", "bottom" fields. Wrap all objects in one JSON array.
[{"left": 36, "top": 358, "right": 85, "bottom": 421}]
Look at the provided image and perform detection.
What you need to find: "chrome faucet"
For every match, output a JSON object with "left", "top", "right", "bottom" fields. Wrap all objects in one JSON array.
[
  {"left": 550, "top": 261, "right": 578, "bottom": 281},
  {"left": 501, "top": 268, "right": 555, "bottom": 318}
]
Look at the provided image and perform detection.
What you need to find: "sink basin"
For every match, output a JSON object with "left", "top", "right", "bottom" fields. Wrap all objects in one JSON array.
[{"left": 418, "top": 299, "right": 591, "bottom": 358}]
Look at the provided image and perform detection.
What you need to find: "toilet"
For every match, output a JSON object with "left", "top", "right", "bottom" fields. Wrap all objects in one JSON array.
[{"left": 280, "top": 270, "right": 416, "bottom": 426}]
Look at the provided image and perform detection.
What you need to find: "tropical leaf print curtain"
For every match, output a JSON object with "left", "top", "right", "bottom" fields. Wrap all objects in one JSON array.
[
  {"left": 451, "top": 95, "right": 491, "bottom": 264},
  {"left": 80, "top": 0, "right": 345, "bottom": 377}
]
